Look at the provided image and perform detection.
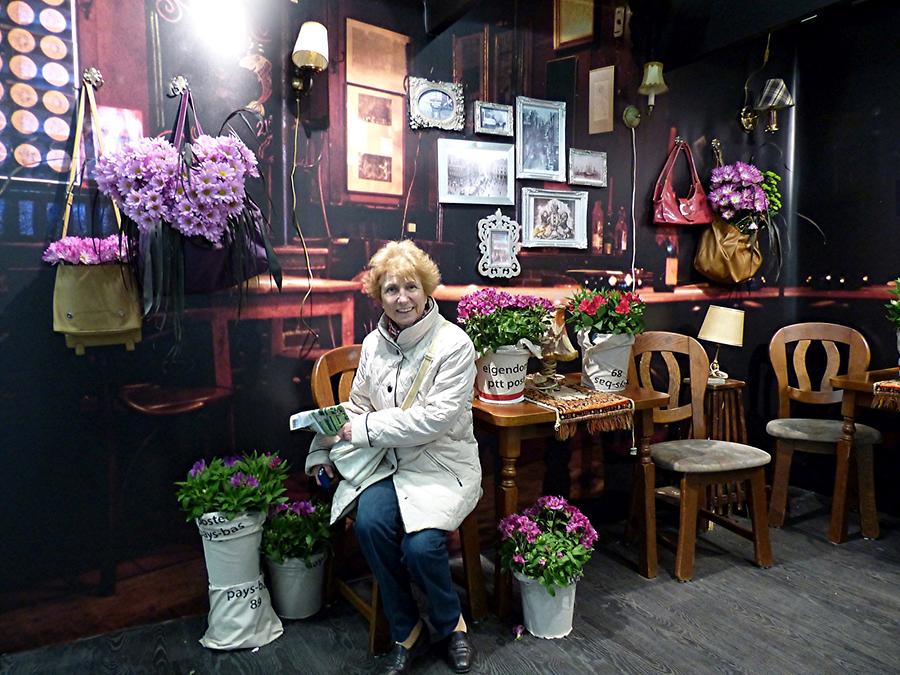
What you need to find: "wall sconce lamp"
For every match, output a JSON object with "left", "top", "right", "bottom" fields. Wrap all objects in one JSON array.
[
  {"left": 754, "top": 78, "right": 794, "bottom": 133},
  {"left": 291, "top": 21, "right": 328, "bottom": 96},
  {"left": 698, "top": 305, "right": 744, "bottom": 384},
  {"left": 637, "top": 61, "right": 668, "bottom": 116}
]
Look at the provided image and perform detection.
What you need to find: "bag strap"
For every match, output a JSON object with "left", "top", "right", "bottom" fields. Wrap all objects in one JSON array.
[
  {"left": 400, "top": 318, "right": 451, "bottom": 410},
  {"left": 653, "top": 139, "right": 704, "bottom": 201},
  {"left": 61, "top": 70, "right": 122, "bottom": 238},
  {"left": 169, "top": 77, "right": 205, "bottom": 149}
]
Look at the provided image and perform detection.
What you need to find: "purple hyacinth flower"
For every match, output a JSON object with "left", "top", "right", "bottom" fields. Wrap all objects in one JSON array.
[{"left": 188, "top": 459, "right": 206, "bottom": 478}]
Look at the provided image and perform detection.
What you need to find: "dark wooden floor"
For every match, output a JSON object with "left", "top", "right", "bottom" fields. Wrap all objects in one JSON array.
[{"left": 3, "top": 484, "right": 900, "bottom": 674}]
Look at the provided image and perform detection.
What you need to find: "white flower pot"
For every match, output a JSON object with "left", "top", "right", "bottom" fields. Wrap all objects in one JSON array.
[
  {"left": 195, "top": 511, "right": 283, "bottom": 650},
  {"left": 197, "top": 511, "right": 265, "bottom": 587},
  {"left": 514, "top": 572, "right": 576, "bottom": 639},
  {"left": 577, "top": 331, "right": 635, "bottom": 392},
  {"left": 475, "top": 345, "right": 531, "bottom": 404},
  {"left": 266, "top": 553, "right": 327, "bottom": 620}
]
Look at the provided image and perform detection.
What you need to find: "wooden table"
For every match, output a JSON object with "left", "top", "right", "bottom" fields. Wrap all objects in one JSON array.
[
  {"left": 184, "top": 276, "right": 360, "bottom": 389},
  {"left": 828, "top": 366, "right": 899, "bottom": 544},
  {"left": 472, "top": 375, "right": 669, "bottom": 617}
]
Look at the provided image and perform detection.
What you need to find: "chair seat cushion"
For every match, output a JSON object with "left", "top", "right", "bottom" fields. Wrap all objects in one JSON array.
[
  {"left": 765, "top": 418, "right": 881, "bottom": 444},
  {"left": 651, "top": 440, "right": 771, "bottom": 473}
]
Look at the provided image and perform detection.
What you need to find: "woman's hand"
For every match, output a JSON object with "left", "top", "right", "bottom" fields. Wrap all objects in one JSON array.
[
  {"left": 337, "top": 422, "right": 352, "bottom": 441},
  {"left": 313, "top": 464, "right": 334, "bottom": 487}
]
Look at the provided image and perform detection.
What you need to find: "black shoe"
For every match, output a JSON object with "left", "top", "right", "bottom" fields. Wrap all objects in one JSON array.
[
  {"left": 379, "top": 625, "right": 431, "bottom": 674},
  {"left": 445, "top": 631, "right": 474, "bottom": 673}
]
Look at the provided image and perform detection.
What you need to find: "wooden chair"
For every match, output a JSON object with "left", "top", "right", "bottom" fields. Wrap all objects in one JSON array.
[
  {"left": 310, "top": 345, "right": 488, "bottom": 655},
  {"left": 767, "top": 322, "right": 882, "bottom": 538},
  {"left": 630, "top": 331, "right": 773, "bottom": 581}
]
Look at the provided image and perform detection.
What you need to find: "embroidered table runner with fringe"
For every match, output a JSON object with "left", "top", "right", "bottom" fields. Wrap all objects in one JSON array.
[
  {"left": 873, "top": 379, "right": 900, "bottom": 411},
  {"left": 525, "top": 384, "right": 634, "bottom": 440}
]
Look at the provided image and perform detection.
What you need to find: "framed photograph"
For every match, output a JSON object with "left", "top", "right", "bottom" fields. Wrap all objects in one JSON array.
[
  {"left": 588, "top": 66, "right": 615, "bottom": 134},
  {"left": 346, "top": 19, "right": 410, "bottom": 94},
  {"left": 346, "top": 84, "right": 404, "bottom": 196},
  {"left": 520, "top": 187, "right": 588, "bottom": 249},
  {"left": 478, "top": 208, "right": 521, "bottom": 278},
  {"left": 553, "top": 0, "right": 595, "bottom": 50},
  {"left": 408, "top": 77, "right": 465, "bottom": 131},
  {"left": 568, "top": 149, "right": 607, "bottom": 187},
  {"left": 474, "top": 101, "right": 513, "bottom": 136},
  {"left": 516, "top": 96, "right": 566, "bottom": 181},
  {"left": 438, "top": 139, "right": 514, "bottom": 205}
]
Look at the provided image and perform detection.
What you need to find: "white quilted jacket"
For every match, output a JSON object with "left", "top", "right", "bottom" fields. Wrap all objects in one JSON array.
[{"left": 305, "top": 301, "right": 483, "bottom": 532}]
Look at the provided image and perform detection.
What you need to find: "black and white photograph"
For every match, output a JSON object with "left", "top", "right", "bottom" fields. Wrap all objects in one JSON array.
[
  {"left": 408, "top": 77, "right": 465, "bottom": 131},
  {"left": 474, "top": 101, "right": 513, "bottom": 136},
  {"left": 521, "top": 187, "right": 587, "bottom": 248},
  {"left": 438, "top": 139, "right": 515, "bottom": 205},
  {"left": 477, "top": 208, "right": 522, "bottom": 278},
  {"left": 568, "top": 148, "right": 607, "bottom": 187},
  {"left": 516, "top": 96, "right": 566, "bottom": 181}
]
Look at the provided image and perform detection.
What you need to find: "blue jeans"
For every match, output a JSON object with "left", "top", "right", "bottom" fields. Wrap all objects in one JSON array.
[{"left": 354, "top": 477, "right": 461, "bottom": 643}]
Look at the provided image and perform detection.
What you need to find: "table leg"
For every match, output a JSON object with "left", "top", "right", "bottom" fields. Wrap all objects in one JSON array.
[
  {"left": 494, "top": 426, "right": 521, "bottom": 619},
  {"left": 635, "top": 408, "right": 657, "bottom": 579},
  {"left": 341, "top": 295, "right": 354, "bottom": 346},
  {"left": 829, "top": 391, "right": 858, "bottom": 544},
  {"left": 211, "top": 317, "right": 232, "bottom": 390}
]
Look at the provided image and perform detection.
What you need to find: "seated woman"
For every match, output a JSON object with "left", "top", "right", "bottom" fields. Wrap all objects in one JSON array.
[{"left": 306, "top": 240, "right": 480, "bottom": 674}]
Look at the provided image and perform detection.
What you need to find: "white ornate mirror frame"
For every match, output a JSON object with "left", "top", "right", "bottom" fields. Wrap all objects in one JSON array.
[{"left": 477, "top": 208, "right": 521, "bottom": 278}]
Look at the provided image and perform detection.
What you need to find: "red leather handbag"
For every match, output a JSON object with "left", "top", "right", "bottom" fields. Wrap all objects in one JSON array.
[{"left": 651, "top": 139, "right": 714, "bottom": 226}]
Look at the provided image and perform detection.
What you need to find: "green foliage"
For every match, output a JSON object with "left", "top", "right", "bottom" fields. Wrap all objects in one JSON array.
[
  {"left": 262, "top": 500, "right": 331, "bottom": 565},
  {"left": 566, "top": 287, "right": 646, "bottom": 336},
  {"left": 886, "top": 279, "right": 900, "bottom": 328},
  {"left": 175, "top": 451, "right": 288, "bottom": 521},
  {"left": 498, "top": 496, "right": 597, "bottom": 595},
  {"left": 761, "top": 171, "right": 782, "bottom": 214}
]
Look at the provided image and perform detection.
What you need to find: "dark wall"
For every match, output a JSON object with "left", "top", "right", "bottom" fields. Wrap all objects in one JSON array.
[{"left": 0, "top": 0, "right": 898, "bottom": 593}]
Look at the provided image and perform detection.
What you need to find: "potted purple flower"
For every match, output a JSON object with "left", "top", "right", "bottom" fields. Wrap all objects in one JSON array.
[
  {"left": 175, "top": 452, "right": 288, "bottom": 649},
  {"left": 498, "top": 496, "right": 597, "bottom": 638},
  {"left": 457, "top": 288, "right": 553, "bottom": 404},
  {"left": 262, "top": 500, "right": 331, "bottom": 619}
]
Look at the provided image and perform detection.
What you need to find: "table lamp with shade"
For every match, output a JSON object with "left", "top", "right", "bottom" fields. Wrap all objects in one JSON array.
[{"left": 698, "top": 305, "right": 745, "bottom": 384}]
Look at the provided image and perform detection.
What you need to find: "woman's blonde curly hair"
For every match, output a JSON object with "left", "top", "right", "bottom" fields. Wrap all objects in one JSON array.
[{"left": 363, "top": 240, "right": 442, "bottom": 300}]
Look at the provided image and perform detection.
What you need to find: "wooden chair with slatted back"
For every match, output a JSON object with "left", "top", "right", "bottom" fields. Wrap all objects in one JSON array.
[
  {"left": 630, "top": 331, "right": 773, "bottom": 581},
  {"left": 767, "top": 322, "right": 882, "bottom": 538},
  {"left": 310, "top": 344, "right": 487, "bottom": 655}
]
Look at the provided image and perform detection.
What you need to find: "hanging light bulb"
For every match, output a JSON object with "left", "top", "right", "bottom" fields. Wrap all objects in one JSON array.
[{"left": 638, "top": 61, "right": 668, "bottom": 116}]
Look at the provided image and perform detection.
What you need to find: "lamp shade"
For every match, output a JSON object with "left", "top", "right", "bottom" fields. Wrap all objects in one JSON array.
[
  {"left": 638, "top": 61, "right": 669, "bottom": 96},
  {"left": 292, "top": 21, "right": 329, "bottom": 71},
  {"left": 755, "top": 78, "right": 794, "bottom": 111},
  {"left": 698, "top": 305, "right": 744, "bottom": 347}
]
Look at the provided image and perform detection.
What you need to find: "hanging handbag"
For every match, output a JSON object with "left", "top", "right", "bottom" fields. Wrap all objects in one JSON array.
[
  {"left": 651, "top": 138, "right": 714, "bottom": 226},
  {"left": 138, "top": 79, "right": 281, "bottom": 316},
  {"left": 692, "top": 139, "right": 763, "bottom": 284},
  {"left": 329, "top": 320, "right": 451, "bottom": 487},
  {"left": 52, "top": 70, "right": 142, "bottom": 356},
  {"left": 693, "top": 216, "right": 763, "bottom": 284}
]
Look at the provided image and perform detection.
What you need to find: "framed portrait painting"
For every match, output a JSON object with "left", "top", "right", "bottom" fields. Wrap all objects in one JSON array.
[
  {"left": 438, "top": 139, "right": 514, "bottom": 205},
  {"left": 520, "top": 187, "right": 588, "bottom": 249},
  {"left": 515, "top": 97, "right": 566, "bottom": 181},
  {"left": 568, "top": 148, "right": 607, "bottom": 187},
  {"left": 346, "top": 84, "right": 404, "bottom": 196}
]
